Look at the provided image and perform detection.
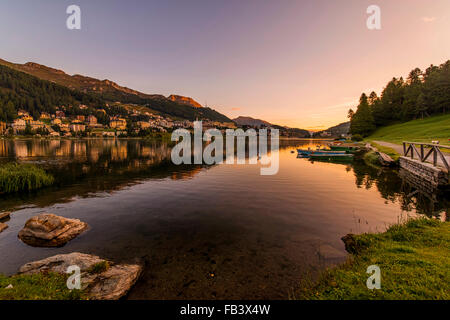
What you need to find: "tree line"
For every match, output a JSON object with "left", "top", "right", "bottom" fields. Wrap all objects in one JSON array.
[{"left": 349, "top": 60, "right": 449, "bottom": 137}]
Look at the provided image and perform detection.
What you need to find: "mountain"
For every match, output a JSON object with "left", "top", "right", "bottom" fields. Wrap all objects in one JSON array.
[
  {"left": 233, "top": 116, "right": 310, "bottom": 137},
  {"left": 0, "top": 58, "right": 230, "bottom": 122},
  {"left": 314, "top": 122, "right": 350, "bottom": 137},
  {"left": 233, "top": 116, "right": 272, "bottom": 127},
  {"left": 168, "top": 95, "right": 203, "bottom": 108}
]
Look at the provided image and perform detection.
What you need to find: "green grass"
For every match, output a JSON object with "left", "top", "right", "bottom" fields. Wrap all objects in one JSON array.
[
  {"left": 295, "top": 218, "right": 450, "bottom": 300},
  {"left": 369, "top": 142, "right": 400, "bottom": 161},
  {"left": 87, "top": 261, "right": 110, "bottom": 274},
  {"left": 0, "top": 273, "right": 84, "bottom": 300},
  {"left": 367, "top": 114, "right": 450, "bottom": 145},
  {"left": 0, "top": 163, "right": 54, "bottom": 194},
  {"left": 363, "top": 150, "right": 382, "bottom": 167}
]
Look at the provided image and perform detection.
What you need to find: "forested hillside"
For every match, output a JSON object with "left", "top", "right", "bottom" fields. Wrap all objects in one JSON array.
[
  {"left": 0, "top": 59, "right": 231, "bottom": 123},
  {"left": 349, "top": 60, "right": 450, "bottom": 137},
  {"left": 0, "top": 64, "right": 105, "bottom": 122}
]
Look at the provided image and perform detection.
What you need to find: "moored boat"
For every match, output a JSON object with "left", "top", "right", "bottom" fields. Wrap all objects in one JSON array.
[
  {"left": 309, "top": 153, "right": 354, "bottom": 162},
  {"left": 297, "top": 149, "right": 347, "bottom": 156}
]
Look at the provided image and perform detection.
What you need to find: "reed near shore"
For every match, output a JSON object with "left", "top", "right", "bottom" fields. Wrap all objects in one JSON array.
[{"left": 0, "top": 163, "right": 54, "bottom": 194}]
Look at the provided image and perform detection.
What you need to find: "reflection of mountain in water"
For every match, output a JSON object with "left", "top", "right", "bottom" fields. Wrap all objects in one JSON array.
[
  {"left": 0, "top": 139, "right": 208, "bottom": 210},
  {"left": 352, "top": 159, "right": 449, "bottom": 220}
]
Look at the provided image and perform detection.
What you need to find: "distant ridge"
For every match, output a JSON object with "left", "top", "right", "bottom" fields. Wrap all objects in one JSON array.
[
  {"left": 314, "top": 122, "right": 350, "bottom": 137},
  {"left": 233, "top": 116, "right": 310, "bottom": 138},
  {"left": 168, "top": 95, "right": 203, "bottom": 108},
  {"left": 233, "top": 116, "right": 272, "bottom": 127}
]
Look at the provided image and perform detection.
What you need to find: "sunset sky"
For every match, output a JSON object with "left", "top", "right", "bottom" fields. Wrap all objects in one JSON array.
[{"left": 1, "top": 0, "right": 449, "bottom": 130}]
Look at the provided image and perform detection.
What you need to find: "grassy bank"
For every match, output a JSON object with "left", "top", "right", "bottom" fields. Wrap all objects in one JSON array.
[
  {"left": 0, "top": 163, "right": 54, "bottom": 194},
  {"left": 363, "top": 150, "right": 382, "bottom": 167},
  {"left": 369, "top": 142, "right": 400, "bottom": 161},
  {"left": 296, "top": 218, "right": 450, "bottom": 300},
  {"left": 363, "top": 142, "right": 400, "bottom": 167},
  {"left": 367, "top": 114, "right": 450, "bottom": 145},
  {"left": 0, "top": 273, "right": 83, "bottom": 300}
]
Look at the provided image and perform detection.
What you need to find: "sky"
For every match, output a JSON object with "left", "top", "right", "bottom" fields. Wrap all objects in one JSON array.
[{"left": 1, "top": 0, "right": 449, "bottom": 130}]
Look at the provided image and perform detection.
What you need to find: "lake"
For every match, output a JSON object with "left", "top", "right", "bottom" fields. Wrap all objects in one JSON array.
[{"left": 0, "top": 138, "right": 448, "bottom": 299}]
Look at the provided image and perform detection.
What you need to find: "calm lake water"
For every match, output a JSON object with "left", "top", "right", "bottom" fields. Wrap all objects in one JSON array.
[{"left": 0, "top": 138, "right": 448, "bottom": 299}]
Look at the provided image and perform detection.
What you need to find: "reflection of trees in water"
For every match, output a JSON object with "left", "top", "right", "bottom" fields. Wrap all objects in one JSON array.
[
  {"left": 0, "top": 139, "right": 209, "bottom": 211},
  {"left": 352, "top": 159, "right": 449, "bottom": 220}
]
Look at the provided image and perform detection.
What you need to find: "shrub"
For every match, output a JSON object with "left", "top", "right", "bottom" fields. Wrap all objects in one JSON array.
[{"left": 352, "top": 134, "right": 363, "bottom": 141}]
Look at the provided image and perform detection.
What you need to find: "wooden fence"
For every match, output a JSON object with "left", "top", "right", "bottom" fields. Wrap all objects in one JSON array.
[{"left": 403, "top": 142, "right": 450, "bottom": 173}]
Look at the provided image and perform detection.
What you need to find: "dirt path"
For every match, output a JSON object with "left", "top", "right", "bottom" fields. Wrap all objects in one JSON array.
[{"left": 373, "top": 140, "right": 450, "bottom": 170}]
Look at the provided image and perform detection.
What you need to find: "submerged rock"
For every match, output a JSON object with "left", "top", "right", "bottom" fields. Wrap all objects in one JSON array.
[
  {"left": 0, "top": 222, "right": 8, "bottom": 233},
  {"left": 18, "top": 213, "right": 88, "bottom": 247},
  {"left": 19, "top": 252, "right": 143, "bottom": 300},
  {"left": 341, "top": 234, "right": 359, "bottom": 254}
]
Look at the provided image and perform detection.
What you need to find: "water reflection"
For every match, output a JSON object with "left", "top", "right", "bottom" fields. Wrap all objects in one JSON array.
[
  {"left": 0, "top": 138, "right": 447, "bottom": 220},
  {"left": 0, "top": 138, "right": 448, "bottom": 299},
  {"left": 352, "top": 158, "right": 448, "bottom": 220}
]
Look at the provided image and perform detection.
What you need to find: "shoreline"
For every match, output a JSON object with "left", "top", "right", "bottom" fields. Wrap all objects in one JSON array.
[{"left": 295, "top": 218, "right": 449, "bottom": 300}]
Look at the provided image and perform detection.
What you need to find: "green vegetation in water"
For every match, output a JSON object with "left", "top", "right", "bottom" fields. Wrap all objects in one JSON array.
[
  {"left": 363, "top": 142, "right": 401, "bottom": 168},
  {"left": 0, "top": 273, "right": 84, "bottom": 300},
  {"left": 363, "top": 150, "right": 382, "bottom": 168},
  {"left": 87, "top": 261, "right": 110, "bottom": 274},
  {"left": 366, "top": 114, "right": 450, "bottom": 145},
  {"left": 0, "top": 163, "right": 54, "bottom": 194},
  {"left": 295, "top": 218, "right": 450, "bottom": 300}
]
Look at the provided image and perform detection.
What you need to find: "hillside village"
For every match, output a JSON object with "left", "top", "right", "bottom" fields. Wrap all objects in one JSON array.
[{"left": 0, "top": 105, "right": 237, "bottom": 138}]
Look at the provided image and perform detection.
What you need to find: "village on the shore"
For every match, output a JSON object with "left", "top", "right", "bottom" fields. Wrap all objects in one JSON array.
[{"left": 0, "top": 104, "right": 239, "bottom": 138}]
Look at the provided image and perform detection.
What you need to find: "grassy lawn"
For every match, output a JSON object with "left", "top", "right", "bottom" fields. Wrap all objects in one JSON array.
[
  {"left": 367, "top": 114, "right": 450, "bottom": 145},
  {"left": 296, "top": 218, "right": 450, "bottom": 300},
  {"left": 367, "top": 142, "right": 401, "bottom": 161},
  {"left": 0, "top": 273, "right": 83, "bottom": 300}
]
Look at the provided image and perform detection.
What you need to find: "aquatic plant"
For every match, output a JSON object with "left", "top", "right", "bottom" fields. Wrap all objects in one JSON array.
[{"left": 0, "top": 163, "right": 54, "bottom": 194}]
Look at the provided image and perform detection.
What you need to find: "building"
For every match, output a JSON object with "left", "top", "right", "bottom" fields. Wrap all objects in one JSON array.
[
  {"left": 52, "top": 118, "right": 62, "bottom": 125},
  {"left": 110, "top": 118, "right": 127, "bottom": 130},
  {"left": 29, "top": 120, "right": 45, "bottom": 131},
  {"left": 55, "top": 111, "right": 66, "bottom": 119},
  {"left": 18, "top": 110, "right": 29, "bottom": 117},
  {"left": 22, "top": 115, "right": 33, "bottom": 123},
  {"left": 69, "top": 123, "right": 86, "bottom": 132},
  {"left": 59, "top": 123, "right": 70, "bottom": 133},
  {"left": 49, "top": 131, "right": 60, "bottom": 137},
  {"left": 76, "top": 115, "right": 86, "bottom": 122},
  {"left": 0, "top": 122, "right": 6, "bottom": 135},
  {"left": 39, "top": 112, "right": 51, "bottom": 120},
  {"left": 88, "top": 115, "right": 97, "bottom": 125},
  {"left": 12, "top": 119, "right": 26, "bottom": 133},
  {"left": 103, "top": 131, "right": 116, "bottom": 137},
  {"left": 137, "top": 121, "right": 151, "bottom": 130}
]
